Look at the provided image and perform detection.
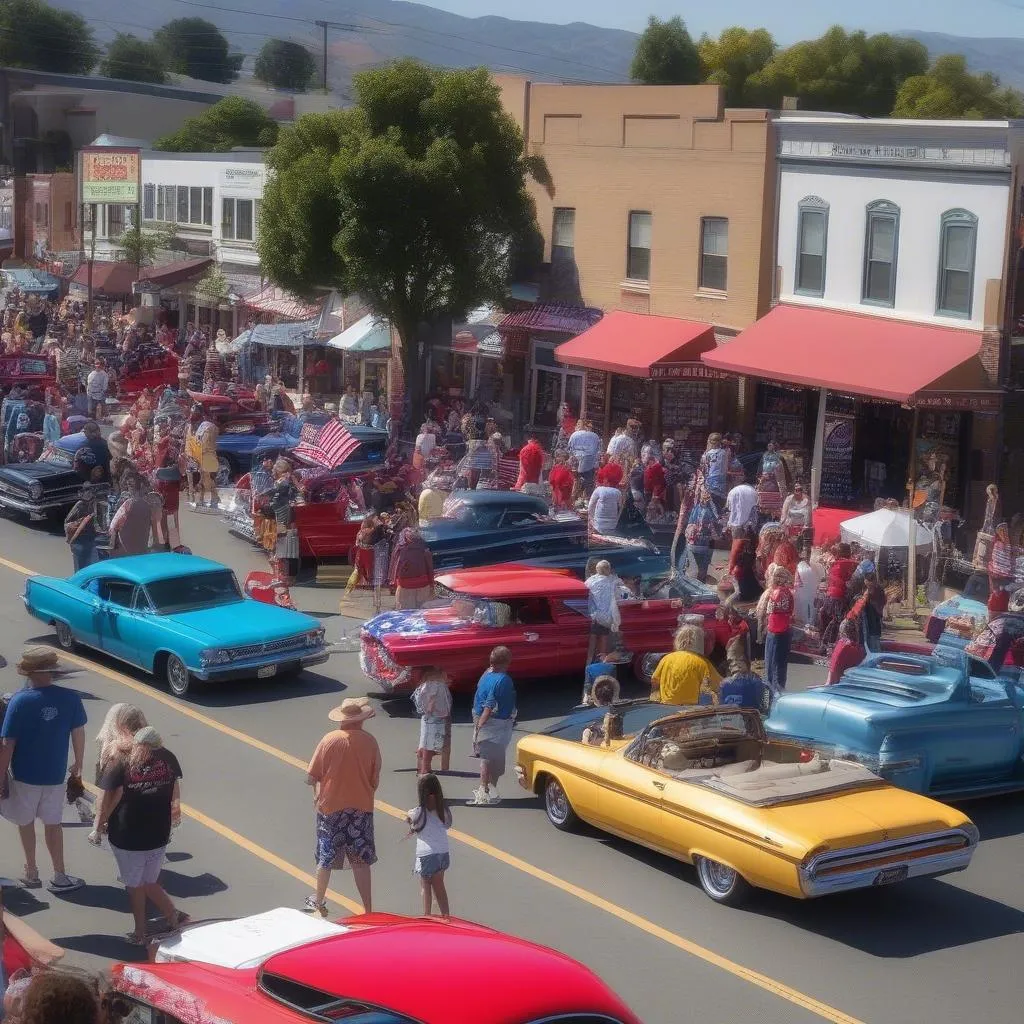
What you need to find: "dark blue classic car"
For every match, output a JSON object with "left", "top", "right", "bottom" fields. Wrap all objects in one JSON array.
[
  {"left": 765, "top": 648, "right": 1024, "bottom": 800},
  {"left": 0, "top": 433, "right": 108, "bottom": 519},
  {"left": 422, "top": 489, "right": 670, "bottom": 581}
]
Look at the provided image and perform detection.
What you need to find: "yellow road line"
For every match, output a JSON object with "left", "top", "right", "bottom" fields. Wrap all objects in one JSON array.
[
  {"left": 11, "top": 556, "right": 863, "bottom": 1024},
  {"left": 82, "top": 782, "right": 361, "bottom": 914}
]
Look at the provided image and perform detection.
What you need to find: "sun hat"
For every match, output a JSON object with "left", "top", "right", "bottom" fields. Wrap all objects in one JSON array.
[
  {"left": 16, "top": 646, "right": 74, "bottom": 677},
  {"left": 328, "top": 697, "right": 376, "bottom": 725}
]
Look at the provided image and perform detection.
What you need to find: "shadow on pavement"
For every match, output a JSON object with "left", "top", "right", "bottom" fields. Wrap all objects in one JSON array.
[
  {"left": 1, "top": 889, "right": 50, "bottom": 918},
  {"left": 55, "top": 933, "right": 147, "bottom": 962},
  {"left": 164, "top": 851, "right": 193, "bottom": 863},
  {"left": 53, "top": 884, "right": 127, "bottom": 913},
  {"left": 189, "top": 668, "right": 346, "bottom": 709},
  {"left": 951, "top": 794, "right": 1024, "bottom": 841},
  {"left": 159, "top": 869, "right": 227, "bottom": 899}
]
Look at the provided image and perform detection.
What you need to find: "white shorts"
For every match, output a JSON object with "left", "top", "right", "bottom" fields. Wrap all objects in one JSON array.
[
  {"left": 110, "top": 845, "right": 166, "bottom": 888},
  {"left": 0, "top": 779, "right": 66, "bottom": 827}
]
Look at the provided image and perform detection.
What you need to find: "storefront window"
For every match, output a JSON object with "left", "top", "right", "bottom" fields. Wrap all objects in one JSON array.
[
  {"left": 431, "top": 348, "right": 472, "bottom": 396},
  {"left": 531, "top": 343, "right": 583, "bottom": 427},
  {"left": 361, "top": 359, "right": 389, "bottom": 400}
]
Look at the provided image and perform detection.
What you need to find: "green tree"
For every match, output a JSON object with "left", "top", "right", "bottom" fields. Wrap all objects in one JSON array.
[
  {"left": 154, "top": 17, "right": 243, "bottom": 84},
  {"left": 698, "top": 27, "right": 776, "bottom": 106},
  {"left": 153, "top": 96, "right": 279, "bottom": 152},
  {"left": 257, "top": 60, "right": 542, "bottom": 429},
  {"left": 893, "top": 54, "right": 1024, "bottom": 119},
  {"left": 751, "top": 27, "right": 929, "bottom": 116},
  {"left": 630, "top": 16, "right": 701, "bottom": 86},
  {"left": 0, "top": 0, "right": 98, "bottom": 75},
  {"left": 100, "top": 33, "right": 168, "bottom": 85},
  {"left": 254, "top": 39, "right": 317, "bottom": 91},
  {"left": 116, "top": 224, "right": 178, "bottom": 267}
]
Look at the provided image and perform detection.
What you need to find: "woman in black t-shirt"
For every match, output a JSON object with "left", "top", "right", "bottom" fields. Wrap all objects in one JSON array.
[{"left": 95, "top": 726, "right": 187, "bottom": 944}]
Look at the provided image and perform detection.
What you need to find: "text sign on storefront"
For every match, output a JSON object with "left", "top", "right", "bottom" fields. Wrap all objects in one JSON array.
[
  {"left": 915, "top": 392, "right": 1002, "bottom": 412},
  {"left": 649, "top": 362, "right": 732, "bottom": 381},
  {"left": 81, "top": 148, "right": 141, "bottom": 204}
]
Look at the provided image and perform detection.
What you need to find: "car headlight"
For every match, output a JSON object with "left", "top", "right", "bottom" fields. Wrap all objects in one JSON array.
[
  {"left": 199, "top": 648, "right": 231, "bottom": 666},
  {"left": 28, "top": 482, "right": 43, "bottom": 500},
  {"left": 306, "top": 627, "right": 326, "bottom": 647}
]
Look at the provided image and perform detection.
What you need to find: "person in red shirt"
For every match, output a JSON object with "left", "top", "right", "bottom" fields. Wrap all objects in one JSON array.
[
  {"left": 819, "top": 543, "right": 857, "bottom": 644},
  {"left": 764, "top": 565, "right": 794, "bottom": 692},
  {"left": 642, "top": 453, "right": 666, "bottom": 504},
  {"left": 514, "top": 434, "right": 544, "bottom": 490},
  {"left": 548, "top": 450, "right": 574, "bottom": 510}
]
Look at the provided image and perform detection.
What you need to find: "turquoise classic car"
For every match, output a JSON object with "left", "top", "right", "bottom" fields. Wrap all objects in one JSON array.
[
  {"left": 22, "top": 554, "right": 329, "bottom": 697},
  {"left": 765, "top": 648, "right": 1024, "bottom": 800}
]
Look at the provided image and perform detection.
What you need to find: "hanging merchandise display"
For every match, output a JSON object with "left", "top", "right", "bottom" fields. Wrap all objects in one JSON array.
[{"left": 820, "top": 412, "right": 855, "bottom": 504}]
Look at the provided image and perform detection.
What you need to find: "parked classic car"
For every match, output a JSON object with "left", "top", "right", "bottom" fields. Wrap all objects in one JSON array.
[
  {"left": 116, "top": 347, "right": 179, "bottom": 400},
  {"left": 0, "top": 432, "right": 107, "bottom": 518},
  {"left": 516, "top": 702, "right": 978, "bottom": 905},
  {"left": 22, "top": 554, "right": 328, "bottom": 697},
  {"left": 423, "top": 489, "right": 668, "bottom": 581},
  {"left": 765, "top": 648, "right": 1024, "bottom": 799},
  {"left": 110, "top": 907, "right": 642, "bottom": 1024},
  {"left": 360, "top": 565, "right": 719, "bottom": 693}
]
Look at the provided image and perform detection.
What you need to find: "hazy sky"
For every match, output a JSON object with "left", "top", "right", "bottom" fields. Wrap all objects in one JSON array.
[{"left": 415, "top": 0, "right": 1024, "bottom": 42}]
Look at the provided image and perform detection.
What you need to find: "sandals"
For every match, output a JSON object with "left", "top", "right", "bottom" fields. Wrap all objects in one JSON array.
[{"left": 19, "top": 871, "right": 41, "bottom": 890}]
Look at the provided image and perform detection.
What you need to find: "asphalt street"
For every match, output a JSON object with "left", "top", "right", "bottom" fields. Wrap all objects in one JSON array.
[{"left": 0, "top": 502, "right": 1021, "bottom": 1024}]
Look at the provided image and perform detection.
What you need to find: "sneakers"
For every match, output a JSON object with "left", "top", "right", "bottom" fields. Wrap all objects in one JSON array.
[
  {"left": 48, "top": 873, "right": 85, "bottom": 894},
  {"left": 467, "top": 787, "right": 501, "bottom": 806},
  {"left": 303, "top": 894, "right": 328, "bottom": 917}
]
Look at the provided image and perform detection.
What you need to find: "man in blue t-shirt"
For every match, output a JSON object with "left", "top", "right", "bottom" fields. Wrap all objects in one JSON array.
[
  {"left": 717, "top": 657, "right": 770, "bottom": 713},
  {"left": 0, "top": 647, "right": 87, "bottom": 893},
  {"left": 470, "top": 646, "right": 517, "bottom": 806}
]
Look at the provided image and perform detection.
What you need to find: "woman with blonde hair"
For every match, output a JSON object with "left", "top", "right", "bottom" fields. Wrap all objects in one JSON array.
[
  {"left": 650, "top": 619, "right": 721, "bottom": 705},
  {"left": 94, "top": 704, "right": 148, "bottom": 782}
]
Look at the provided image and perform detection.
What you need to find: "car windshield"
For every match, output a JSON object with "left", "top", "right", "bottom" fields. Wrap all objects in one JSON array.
[
  {"left": 443, "top": 594, "right": 511, "bottom": 627},
  {"left": 145, "top": 570, "right": 242, "bottom": 614},
  {"left": 40, "top": 442, "right": 73, "bottom": 466}
]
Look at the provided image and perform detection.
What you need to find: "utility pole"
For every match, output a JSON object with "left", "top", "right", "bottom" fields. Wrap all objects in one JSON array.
[{"left": 315, "top": 20, "right": 329, "bottom": 92}]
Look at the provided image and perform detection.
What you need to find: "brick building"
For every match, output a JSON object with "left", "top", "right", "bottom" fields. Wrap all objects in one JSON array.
[{"left": 13, "top": 171, "right": 78, "bottom": 260}]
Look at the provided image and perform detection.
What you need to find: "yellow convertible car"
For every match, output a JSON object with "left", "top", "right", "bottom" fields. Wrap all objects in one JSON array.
[{"left": 514, "top": 703, "right": 978, "bottom": 906}]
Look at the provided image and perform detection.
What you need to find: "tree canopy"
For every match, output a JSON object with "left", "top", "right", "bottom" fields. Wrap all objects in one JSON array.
[
  {"left": 254, "top": 39, "right": 317, "bottom": 92},
  {"left": 698, "top": 27, "right": 776, "bottom": 107},
  {"left": 153, "top": 96, "right": 279, "bottom": 153},
  {"left": 100, "top": 33, "right": 168, "bottom": 85},
  {"left": 749, "top": 27, "right": 929, "bottom": 117},
  {"left": 154, "top": 17, "right": 243, "bottom": 84},
  {"left": 257, "top": 59, "right": 541, "bottom": 429},
  {"left": 893, "top": 54, "right": 1024, "bottom": 119},
  {"left": 630, "top": 16, "right": 701, "bottom": 86},
  {"left": 0, "top": 0, "right": 98, "bottom": 75}
]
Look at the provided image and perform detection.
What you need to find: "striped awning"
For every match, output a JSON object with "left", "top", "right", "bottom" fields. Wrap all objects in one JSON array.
[{"left": 242, "top": 284, "right": 322, "bottom": 322}]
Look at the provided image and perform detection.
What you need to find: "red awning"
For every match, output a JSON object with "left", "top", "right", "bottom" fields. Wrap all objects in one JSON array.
[
  {"left": 69, "top": 261, "right": 136, "bottom": 297},
  {"left": 554, "top": 310, "right": 717, "bottom": 377},
  {"left": 242, "top": 283, "right": 322, "bottom": 322},
  {"left": 139, "top": 258, "right": 213, "bottom": 290},
  {"left": 702, "top": 304, "right": 990, "bottom": 404},
  {"left": 498, "top": 303, "right": 603, "bottom": 336}
]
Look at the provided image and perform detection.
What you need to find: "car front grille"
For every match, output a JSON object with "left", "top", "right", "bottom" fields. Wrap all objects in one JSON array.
[{"left": 227, "top": 634, "right": 310, "bottom": 661}]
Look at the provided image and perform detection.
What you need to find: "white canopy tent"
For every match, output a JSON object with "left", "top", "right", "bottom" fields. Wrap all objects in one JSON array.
[{"left": 840, "top": 508, "right": 933, "bottom": 553}]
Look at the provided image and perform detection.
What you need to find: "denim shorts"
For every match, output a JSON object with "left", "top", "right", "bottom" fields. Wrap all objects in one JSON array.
[{"left": 414, "top": 852, "right": 450, "bottom": 879}]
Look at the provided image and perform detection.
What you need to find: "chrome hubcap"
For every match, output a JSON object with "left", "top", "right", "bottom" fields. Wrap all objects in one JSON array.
[
  {"left": 55, "top": 622, "right": 73, "bottom": 648},
  {"left": 168, "top": 659, "right": 188, "bottom": 693},
  {"left": 699, "top": 858, "right": 737, "bottom": 897},
  {"left": 545, "top": 780, "right": 568, "bottom": 824}
]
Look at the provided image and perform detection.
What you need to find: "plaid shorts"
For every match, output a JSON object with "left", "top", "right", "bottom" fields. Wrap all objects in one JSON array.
[{"left": 315, "top": 809, "right": 377, "bottom": 870}]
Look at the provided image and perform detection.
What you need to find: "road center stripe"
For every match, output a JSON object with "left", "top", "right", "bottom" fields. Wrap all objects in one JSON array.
[{"left": 10, "top": 556, "right": 863, "bottom": 1024}]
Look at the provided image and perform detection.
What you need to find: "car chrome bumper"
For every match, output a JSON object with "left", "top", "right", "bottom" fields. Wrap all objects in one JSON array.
[
  {"left": 194, "top": 648, "right": 330, "bottom": 681},
  {"left": 0, "top": 492, "right": 74, "bottom": 516},
  {"left": 799, "top": 843, "right": 975, "bottom": 897}
]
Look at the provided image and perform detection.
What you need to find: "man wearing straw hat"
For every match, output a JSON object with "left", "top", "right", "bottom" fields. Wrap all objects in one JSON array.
[
  {"left": 0, "top": 647, "right": 87, "bottom": 893},
  {"left": 304, "top": 698, "right": 381, "bottom": 917}
]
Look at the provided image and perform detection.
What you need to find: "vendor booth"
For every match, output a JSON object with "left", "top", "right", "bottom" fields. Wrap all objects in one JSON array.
[
  {"left": 328, "top": 313, "right": 393, "bottom": 396},
  {"left": 553, "top": 310, "right": 738, "bottom": 457}
]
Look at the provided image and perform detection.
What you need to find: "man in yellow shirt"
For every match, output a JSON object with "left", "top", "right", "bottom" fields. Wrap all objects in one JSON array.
[{"left": 651, "top": 622, "right": 722, "bottom": 705}]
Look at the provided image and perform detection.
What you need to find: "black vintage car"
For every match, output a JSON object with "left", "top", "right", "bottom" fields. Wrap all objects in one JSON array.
[
  {"left": 0, "top": 433, "right": 108, "bottom": 519},
  {"left": 422, "top": 489, "right": 670, "bottom": 580}
]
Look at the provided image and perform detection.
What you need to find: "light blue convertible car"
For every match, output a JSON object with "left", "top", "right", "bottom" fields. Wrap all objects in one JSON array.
[
  {"left": 23, "top": 554, "right": 328, "bottom": 697},
  {"left": 765, "top": 648, "right": 1024, "bottom": 800}
]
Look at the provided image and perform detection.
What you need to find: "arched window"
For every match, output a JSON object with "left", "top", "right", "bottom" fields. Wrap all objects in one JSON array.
[
  {"left": 936, "top": 209, "right": 978, "bottom": 318},
  {"left": 795, "top": 196, "right": 828, "bottom": 297},
  {"left": 862, "top": 200, "right": 899, "bottom": 307}
]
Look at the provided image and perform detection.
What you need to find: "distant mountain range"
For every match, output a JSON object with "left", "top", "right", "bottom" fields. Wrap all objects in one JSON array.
[{"left": 47, "top": 2, "right": 1024, "bottom": 99}]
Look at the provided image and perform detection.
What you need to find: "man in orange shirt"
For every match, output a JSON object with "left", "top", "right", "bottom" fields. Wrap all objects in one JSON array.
[{"left": 304, "top": 698, "right": 382, "bottom": 917}]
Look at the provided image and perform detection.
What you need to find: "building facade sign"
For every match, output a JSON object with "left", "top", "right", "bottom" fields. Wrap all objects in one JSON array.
[
  {"left": 81, "top": 148, "right": 141, "bottom": 204},
  {"left": 220, "top": 166, "right": 265, "bottom": 193},
  {"left": 650, "top": 362, "right": 732, "bottom": 381},
  {"left": 779, "top": 139, "right": 1010, "bottom": 170},
  {"left": 915, "top": 392, "right": 1002, "bottom": 412}
]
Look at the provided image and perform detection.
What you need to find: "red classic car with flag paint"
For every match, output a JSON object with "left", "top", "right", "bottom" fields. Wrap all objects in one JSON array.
[
  {"left": 360, "top": 564, "right": 721, "bottom": 692},
  {"left": 109, "top": 908, "right": 642, "bottom": 1024}
]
